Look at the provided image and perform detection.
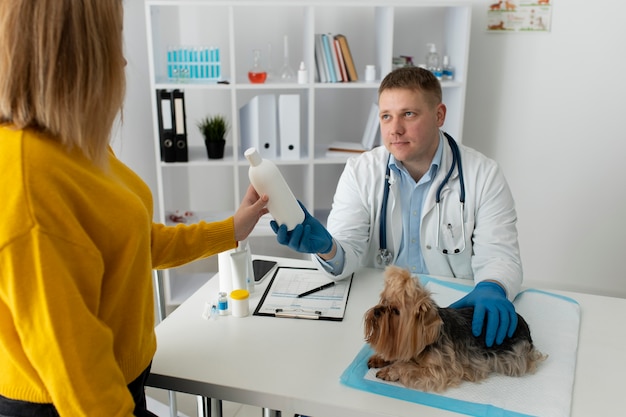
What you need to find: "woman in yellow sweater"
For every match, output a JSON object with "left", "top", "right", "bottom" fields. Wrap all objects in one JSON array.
[{"left": 0, "top": 1, "right": 269, "bottom": 416}]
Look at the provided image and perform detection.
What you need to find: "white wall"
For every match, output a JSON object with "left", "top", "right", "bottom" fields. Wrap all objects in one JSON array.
[
  {"left": 464, "top": 0, "right": 626, "bottom": 298},
  {"left": 118, "top": 0, "right": 626, "bottom": 298},
  {"left": 113, "top": 0, "right": 156, "bottom": 202}
]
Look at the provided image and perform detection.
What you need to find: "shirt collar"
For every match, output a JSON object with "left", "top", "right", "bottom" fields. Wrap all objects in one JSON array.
[{"left": 388, "top": 131, "right": 444, "bottom": 182}]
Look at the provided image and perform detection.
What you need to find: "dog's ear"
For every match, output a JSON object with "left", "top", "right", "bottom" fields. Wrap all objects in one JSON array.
[{"left": 418, "top": 302, "right": 443, "bottom": 346}]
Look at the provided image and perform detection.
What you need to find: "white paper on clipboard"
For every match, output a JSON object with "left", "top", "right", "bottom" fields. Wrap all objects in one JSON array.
[{"left": 253, "top": 267, "right": 353, "bottom": 321}]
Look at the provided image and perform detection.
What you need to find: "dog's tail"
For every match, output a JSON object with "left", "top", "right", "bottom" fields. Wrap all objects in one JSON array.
[{"left": 493, "top": 341, "right": 548, "bottom": 376}]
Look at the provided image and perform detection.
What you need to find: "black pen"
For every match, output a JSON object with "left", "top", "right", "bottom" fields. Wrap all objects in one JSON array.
[{"left": 297, "top": 281, "right": 335, "bottom": 298}]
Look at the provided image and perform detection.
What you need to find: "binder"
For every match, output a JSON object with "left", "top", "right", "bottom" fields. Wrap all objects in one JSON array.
[
  {"left": 334, "top": 34, "right": 358, "bottom": 81},
  {"left": 239, "top": 94, "right": 277, "bottom": 159},
  {"left": 278, "top": 94, "right": 300, "bottom": 160},
  {"left": 172, "top": 89, "right": 188, "bottom": 162},
  {"left": 156, "top": 89, "right": 176, "bottom": 162}
]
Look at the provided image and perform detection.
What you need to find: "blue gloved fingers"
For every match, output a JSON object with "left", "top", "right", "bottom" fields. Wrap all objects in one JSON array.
[
  {"left": 270, "top": 220, "right": 279, "bottom": 234},
  {"left": 287, "top": 224, "right": 304, "bottom": 252},
  {"left": 471, "top": 303, "right": 486, "bottom": 338},
  {"left": 494, "top": 306, "right": 510, "bottom": 346},
  {"left": 272, "top": 200, "right": 332, "bottom": 254},
  {"left": 507, "top": 302, "right": 519, "bottom": 338},
  {"left": 480, "top": 300, "right": 517, "bottom": 347},
  {"left": 275, "top": 223, "right": 291, "bottom": 246}
]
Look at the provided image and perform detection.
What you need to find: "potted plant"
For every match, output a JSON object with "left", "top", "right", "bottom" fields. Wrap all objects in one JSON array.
[{"left": 197, "top": 114, "right": 229, "bottom": 159}]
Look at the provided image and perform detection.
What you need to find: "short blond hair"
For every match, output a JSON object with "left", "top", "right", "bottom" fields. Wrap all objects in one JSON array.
[
  {"left": 0, "top": 0, "right": 126, "bottom": 166},
  {"left": 378, "top": 66, "right": 443, "bottom": 109}
]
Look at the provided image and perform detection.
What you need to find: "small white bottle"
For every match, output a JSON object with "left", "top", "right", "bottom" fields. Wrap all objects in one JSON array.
[
  {"left": 426, "top": 43, "right": 442, "bottom": 80},
  {"left": 442, "top": 55, "right": 454, "bottom": 81},
  {"left": 297, "top": 61, "right": 308, "bottom": 84},
  {"left": 245, "top": 147, "right": 305, "bottom": 231}
]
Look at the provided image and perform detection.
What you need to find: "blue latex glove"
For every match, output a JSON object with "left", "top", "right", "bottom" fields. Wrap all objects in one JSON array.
[
  {"left": 449, "top": 281, "right": 518, "bottom": 347},
  {"left": 270, "top": 201, "right": 333, "bottom": 254}
]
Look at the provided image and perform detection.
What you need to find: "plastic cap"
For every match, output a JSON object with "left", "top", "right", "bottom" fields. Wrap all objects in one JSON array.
[
  {"left": 244, "top": 147, "right": 262, "bottom": 166},
  {"left": 443, "top": 55, "right": 450, "bottom": 66},
  {"left": 428, "top": 43, "right": 436, "bottom": 52},
  {"left": 230, "top": 289, "right": 250, "bottom": 300},
  {"left": 299, "top": 61, "right": 306, "bottom": 71}
]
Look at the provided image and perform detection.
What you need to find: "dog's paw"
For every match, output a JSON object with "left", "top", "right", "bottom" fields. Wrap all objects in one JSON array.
[
  {"left": 376, "top": 366, "right": 400, "bottom": 382},
  {"left": 367, "top": 355, "right": 392, "bottom": 369}
]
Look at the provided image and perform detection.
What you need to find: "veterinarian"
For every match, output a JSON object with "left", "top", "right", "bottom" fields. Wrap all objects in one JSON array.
[
  {"left": 0, "top": 1, "right": 268, "bottom": 416},
  {"left": 270, "top": 66, "right": 522, "bottom": 348}
]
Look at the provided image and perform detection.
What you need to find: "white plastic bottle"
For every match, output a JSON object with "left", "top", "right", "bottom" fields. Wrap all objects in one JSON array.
[
  {"left": 425, "top": 43, "right": 442, "bottom": 80},
  {"left": 297, "top": 61, "right": 308, "bottom": 84},
  {"left": 244, "top": 147, "right": 305, "bottom": 230}
]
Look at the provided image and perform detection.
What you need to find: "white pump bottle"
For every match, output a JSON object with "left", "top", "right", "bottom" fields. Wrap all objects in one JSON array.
[{"left": 244, "top": 147, "right": 305, "bottom": 231}]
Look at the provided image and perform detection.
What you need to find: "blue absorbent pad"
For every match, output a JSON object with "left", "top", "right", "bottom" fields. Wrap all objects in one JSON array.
[{"left": 340, "top": 276, "right": 581, "bottom": 417}]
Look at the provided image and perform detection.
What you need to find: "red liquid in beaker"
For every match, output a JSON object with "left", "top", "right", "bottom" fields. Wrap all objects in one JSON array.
[{"left": 248, "top": 71, "right": 267, "bottom": 84}]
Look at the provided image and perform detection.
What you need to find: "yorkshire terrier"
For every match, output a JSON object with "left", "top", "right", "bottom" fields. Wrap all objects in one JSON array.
[{"left": 364, "top": 266, "right": 546, "bottom": 392}]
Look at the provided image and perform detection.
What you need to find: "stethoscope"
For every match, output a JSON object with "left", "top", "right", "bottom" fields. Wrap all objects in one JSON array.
[{"left": 376, "top": 132, "right": 466, "bottom": 267}]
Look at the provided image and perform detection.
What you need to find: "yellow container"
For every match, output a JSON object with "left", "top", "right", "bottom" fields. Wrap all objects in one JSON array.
[{"left": 230, "top": 289, "right": 250, "bottom": 317}]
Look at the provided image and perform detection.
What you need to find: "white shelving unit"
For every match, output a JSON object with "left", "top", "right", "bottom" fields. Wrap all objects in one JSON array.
[{"left": 144, "top": 0, "right": 472, "bottom": 307}]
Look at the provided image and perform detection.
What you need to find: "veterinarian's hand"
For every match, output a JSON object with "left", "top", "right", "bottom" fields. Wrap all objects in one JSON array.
[
  {"left": 270, "top": 201, "right": 333, "bottom": 254},
  {"left": 449, "top": 281, "right": 518, "bottom": 347}
]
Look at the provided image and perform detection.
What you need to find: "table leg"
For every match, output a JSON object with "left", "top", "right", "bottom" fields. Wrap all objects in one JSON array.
[
  {"left": 168, "top": 391, "right": 178, "bottom": 417},
  {"left": 197, "top": 396, "right": 222, "bottom": 417}
]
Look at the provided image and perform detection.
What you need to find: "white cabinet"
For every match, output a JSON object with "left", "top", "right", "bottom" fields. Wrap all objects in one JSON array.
[{"left": 144, "top": 0, "right": 472, "bottom": 307}]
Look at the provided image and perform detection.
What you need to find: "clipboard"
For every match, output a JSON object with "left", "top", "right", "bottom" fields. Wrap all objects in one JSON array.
[{"left": 253, "top": 266, "right": 353, "bottom": 321}]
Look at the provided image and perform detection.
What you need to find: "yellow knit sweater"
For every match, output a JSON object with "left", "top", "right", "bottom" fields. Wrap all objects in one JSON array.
[{"left": 0, "top": 126, "right": 237, "bottom": 416}]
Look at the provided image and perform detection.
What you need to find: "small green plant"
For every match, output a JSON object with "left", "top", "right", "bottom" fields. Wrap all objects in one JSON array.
[{"left": 197, "top": 114, "right": 229, "bottom": 142}]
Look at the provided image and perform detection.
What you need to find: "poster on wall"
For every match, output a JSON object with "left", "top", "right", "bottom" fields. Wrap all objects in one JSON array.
[{"left": 487, "top": 0, "right": 553, "bottom": 32}]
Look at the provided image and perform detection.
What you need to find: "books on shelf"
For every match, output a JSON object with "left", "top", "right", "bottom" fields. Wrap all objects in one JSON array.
[
  {"left": 315, "top": 33, "right": 358, "bottom": 83},
  {"left": 327, "top": 102, "right": 380, "bottom": 157},
  {"left": 334, "top": 34, "right": 358, "bottom": 82}
]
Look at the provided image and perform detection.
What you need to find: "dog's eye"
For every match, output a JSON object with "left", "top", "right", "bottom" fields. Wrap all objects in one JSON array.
[{"left": 391, "top": 307, "right": 400, "bottom": 315}]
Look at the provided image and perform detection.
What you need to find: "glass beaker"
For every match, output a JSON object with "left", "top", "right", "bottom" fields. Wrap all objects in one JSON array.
[
  {"left": 279, "top": 35, "right": 295, "bottom": 81},
  {"left": 248, "top": 49, "right": 267, "bottom": 84}
]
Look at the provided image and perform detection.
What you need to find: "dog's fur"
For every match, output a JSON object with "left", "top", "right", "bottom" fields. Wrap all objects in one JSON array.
[{"left": 364, "top": 266, "right": 547, "bottom": 392}]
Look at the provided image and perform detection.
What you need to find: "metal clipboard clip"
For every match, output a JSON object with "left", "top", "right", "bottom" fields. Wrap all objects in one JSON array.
[{"left": 274, "top": 308, "right": 322, "bottom": 320}]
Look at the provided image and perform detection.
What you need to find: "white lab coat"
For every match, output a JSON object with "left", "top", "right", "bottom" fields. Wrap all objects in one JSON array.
[{"left": 313, "top": 137, "right": 522, "bottom": 301}]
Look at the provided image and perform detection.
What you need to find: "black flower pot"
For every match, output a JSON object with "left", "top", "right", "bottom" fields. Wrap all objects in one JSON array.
[{"left": 205, "top": 139, "right": 226, "bottom": 159}]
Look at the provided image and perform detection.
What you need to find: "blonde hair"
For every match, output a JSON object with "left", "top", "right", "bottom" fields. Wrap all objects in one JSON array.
[{"left": 0, "top": 0, "right": 126, "bottom": 166}]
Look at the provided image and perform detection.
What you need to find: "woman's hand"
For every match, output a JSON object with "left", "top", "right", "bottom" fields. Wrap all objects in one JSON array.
[{"left": 233, "top": 185, "right": 269, "bottom": 242}]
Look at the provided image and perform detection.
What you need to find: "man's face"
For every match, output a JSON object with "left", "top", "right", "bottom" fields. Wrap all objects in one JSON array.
[{"left": 378, "top": 88, "right": 446, "bottom": 168}]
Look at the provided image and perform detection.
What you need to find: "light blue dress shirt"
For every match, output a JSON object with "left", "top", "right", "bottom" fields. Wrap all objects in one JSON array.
[{"left": 391, "top": 136, "right": 443, "bottom": 274}]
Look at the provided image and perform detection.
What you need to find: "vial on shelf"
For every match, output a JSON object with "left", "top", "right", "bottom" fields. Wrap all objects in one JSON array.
[{"left": 248, "top": 49, "right": 267, "bottom": 84}]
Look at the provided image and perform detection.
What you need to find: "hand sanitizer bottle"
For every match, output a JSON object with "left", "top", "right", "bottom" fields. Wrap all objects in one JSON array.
[
  {"left": 245, "top": 147, "right": 305, "bottom": 231},
  {"left": 426, "top": 43, "right": 442, "bottom": 80},
  {"left": 442, "top": 55, "right": 455, "bottom": 81}
]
